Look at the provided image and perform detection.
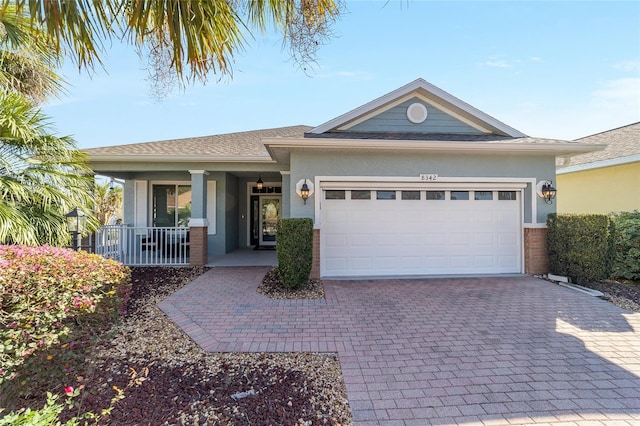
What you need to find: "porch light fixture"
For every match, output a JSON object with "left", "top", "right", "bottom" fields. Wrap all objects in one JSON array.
[
  {"left": 295, "top": 179, "right": 315, "bottom": 204},
  {"left": 300, "top": 180, "right": 310, "bottom": 204},
  {"left": 537, "top": 180, "right": 557, "bottom": 204},
  {"left": 65, "top": 207, "right": 87, "bottom": 250},
  {"left": 256, "top": 175, "right": 263, "bottom": 190}
]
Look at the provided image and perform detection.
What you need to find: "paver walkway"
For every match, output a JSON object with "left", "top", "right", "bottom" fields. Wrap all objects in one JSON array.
[{"left": 159, "top": 267, "right": 640, "bottom": 425}]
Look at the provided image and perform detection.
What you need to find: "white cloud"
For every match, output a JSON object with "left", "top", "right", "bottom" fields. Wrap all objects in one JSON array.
[
  {"left": 592, "top": 77, "right": 640, "bottom": 109},
  {"left": 481, "top": 59, "right": 513, "bottom": 68},
  {"left": 613, "top": 61, "right": 640, "bottom": 73}
]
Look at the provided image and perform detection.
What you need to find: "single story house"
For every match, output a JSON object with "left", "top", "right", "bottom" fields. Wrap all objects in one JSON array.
[
  {"left": 556, "top": 122, "right": 639, "bottom": 214},
  {"left": 87, "top": 78, "right": 601, "bottom": 278}
]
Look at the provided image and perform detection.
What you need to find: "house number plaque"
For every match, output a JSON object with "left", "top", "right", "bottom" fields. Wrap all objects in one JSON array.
[{"left": 419, "top": 174, "right": 438, "bottom": 181}]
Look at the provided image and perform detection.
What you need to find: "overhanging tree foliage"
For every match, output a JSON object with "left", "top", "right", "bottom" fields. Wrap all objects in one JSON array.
[{"left": 4, "top": 0, "right": 341, "bottom": 92}]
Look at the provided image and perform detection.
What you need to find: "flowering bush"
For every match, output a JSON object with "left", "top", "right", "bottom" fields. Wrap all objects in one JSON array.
[{"left": 0, "top": 245, "right": 130, "bottom": 405}]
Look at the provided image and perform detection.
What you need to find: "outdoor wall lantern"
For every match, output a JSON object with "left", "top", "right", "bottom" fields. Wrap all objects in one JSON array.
[
  {"left": 536, "top": 180, "right": 557, "bottom": 204},
  {"left": 256, "top": 175, "right": 264, "bottom": 190},
  {"left": 296, "top": 179, "right": 315, "bottom": 205},
  {"left": 65, "top": 207, "right": 87, "bottom": 250}
]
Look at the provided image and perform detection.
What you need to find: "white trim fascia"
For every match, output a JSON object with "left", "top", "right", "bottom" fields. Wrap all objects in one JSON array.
[
  {"left": 188, "top": 170, "right": 210, "bottom": 175},
  {"left": 524, "top": 223, "right": 548, "bottom": 229},
  {"left": 188, "top": 218, "right": 209, "bottom": 227},
  {"left": 263, "top": 138, "right": 600, "bottom": 156},
  {"left": 309, "top": 78, "right": 526, "bottom": 137},
  {"left": 313, "top": 176, "right": 539, "bottom": 228},
  {"left": 337, "top": 92, "right": 491, "bottom": 134},
  {"left": 556, "top": 153, "right": 640, "bottom": 174},
  {"left": 280, "top": 171, "right": 291, "bottom": 175},
  {"left": 89, "top": 154, "right": 276, "bottom": 163}
]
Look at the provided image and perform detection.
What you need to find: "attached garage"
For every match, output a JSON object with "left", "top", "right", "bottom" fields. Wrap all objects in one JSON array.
[{"left": 320, "top": 181, "right": 525, "bottom": 278}]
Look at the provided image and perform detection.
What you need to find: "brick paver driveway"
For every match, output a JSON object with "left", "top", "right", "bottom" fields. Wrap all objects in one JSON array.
[{"left": 159, "top": 267, "right": 640, "bottom": 425}]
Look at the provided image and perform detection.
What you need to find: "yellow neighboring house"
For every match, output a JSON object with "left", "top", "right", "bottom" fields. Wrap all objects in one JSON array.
[{"left": 557, "top": 122, "right": 640, "bottom": 214}]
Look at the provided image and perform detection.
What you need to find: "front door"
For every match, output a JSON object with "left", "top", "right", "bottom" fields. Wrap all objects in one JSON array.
[{"left": 259, "top": 197, "right": 280, "bottom": 246}]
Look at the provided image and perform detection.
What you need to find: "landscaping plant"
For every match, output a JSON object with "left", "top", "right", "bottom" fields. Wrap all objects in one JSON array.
[
  {"left": 276, "top": 218, "right": 313, "bottom": 289},
  {"left": 0, "top": 245, "right": 130, "bottom": 410},
  {"left": 610, "top": 210, "right": 640, "bottom": 281},
  {"left": 547, "top": 213, "right": 614, "bottom": 284}
]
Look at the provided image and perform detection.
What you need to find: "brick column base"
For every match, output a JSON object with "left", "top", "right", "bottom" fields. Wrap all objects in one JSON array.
[
  {"left": 189, "top": 226, "right": 208, "bottom": 266},
  {"left": 524, "top": 227, "right": 548, "bottom": 275},
  {"left": 310, "top": 229, "right": 320, "bottom": 280}
]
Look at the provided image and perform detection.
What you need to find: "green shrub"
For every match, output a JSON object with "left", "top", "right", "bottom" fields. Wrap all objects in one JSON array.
[
  {"left": 547, "top": 213, "right": 614, "bottom": 284},
  {"left": 611, "top": 211, "right": 640, "bottom": 280},
  {"left": 276, "top": 218, "right": 313, "bottom": 289},
  {"left": 0, "top": 245, "right": 130, "bottom": 405}
]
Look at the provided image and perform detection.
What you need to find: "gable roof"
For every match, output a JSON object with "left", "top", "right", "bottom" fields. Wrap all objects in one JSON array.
[
  {"left": 557, "top": 122, "right": 640, "bottom": 173},
  {"left": 86, "top": 125, "right": 311, "bottom": 162},
  {"left": 308, "top": 78, "right": 527, "bottom": 137}
]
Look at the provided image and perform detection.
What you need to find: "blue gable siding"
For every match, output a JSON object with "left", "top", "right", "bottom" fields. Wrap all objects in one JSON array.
[{"left": 346, "top": 98, "right": 485, "bottom": 135}]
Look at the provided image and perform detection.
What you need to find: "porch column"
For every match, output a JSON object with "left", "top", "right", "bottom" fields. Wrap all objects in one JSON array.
[{"left": 188, "top": 170, "right": 209, "bottom": 266}]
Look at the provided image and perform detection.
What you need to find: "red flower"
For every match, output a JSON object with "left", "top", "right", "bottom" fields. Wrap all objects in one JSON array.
[{"left": 64, "top": 386, "right": 74, "bottom": 395}]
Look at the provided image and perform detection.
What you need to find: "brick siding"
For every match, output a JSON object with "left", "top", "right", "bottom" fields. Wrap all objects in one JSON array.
[
  {"left": 524, "top": 227, "right": 549, "bottom": 275},
  {"left": 189, "top": 226, "right": 208, "bottom": 266},
  {"left": 310, "top": 229, "right": 320, "bottom": 279}
]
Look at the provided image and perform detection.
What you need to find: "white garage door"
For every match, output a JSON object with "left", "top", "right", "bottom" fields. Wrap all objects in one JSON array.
[{"left": 320, "top": 188, "right": 522, "bottom": 277}]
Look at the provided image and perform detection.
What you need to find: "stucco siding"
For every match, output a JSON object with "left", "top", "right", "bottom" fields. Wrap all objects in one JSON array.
[
  {"left": 289, "top": 151, "right": 556, "bottom": 224},
  {"left": 347, "top": 98, "right": 484, "bottom": 135},
  {"left": 557, "top": 162, "right": 640, "bottom": 214}
]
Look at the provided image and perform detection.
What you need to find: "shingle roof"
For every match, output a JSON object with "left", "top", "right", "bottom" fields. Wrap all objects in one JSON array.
[
  {"left": 86, "top": 125, "right": 311, "bottom": 158},
  {"left": 559, "top": 122, "right": 640, "bottom": 168},
  {"left": 305, "top": 131, "right": 577, "bottom": 145}
]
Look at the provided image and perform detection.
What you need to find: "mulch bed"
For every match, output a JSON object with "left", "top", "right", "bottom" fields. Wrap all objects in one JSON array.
[
  {"left": 577, "top": 279, "right": 640, "bottom": 312},
  {"left": 257, "top": 267, "right": 325, "bottom": 299}
]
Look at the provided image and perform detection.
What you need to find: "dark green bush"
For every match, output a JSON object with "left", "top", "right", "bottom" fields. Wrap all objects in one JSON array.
[
  {"left": 611, "top": 210, "right": 640, "bottom": 280},
  {"left": 276, "top": 218, "right": 313, "bottom": 289},
  {"left": 547, "top": 213, "right": 614, "bottom": 284}
]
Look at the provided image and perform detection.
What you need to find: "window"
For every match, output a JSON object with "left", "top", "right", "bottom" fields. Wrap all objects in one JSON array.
[
  {"left": 325, "top": 190, "right": 346, "bottom": 200},
  {"left": 351, "top": 190, "right": 371, "bottom": 200},
  {"left": 450, "top": 191, "right": 469, "bottom": 200},
  {"left": 426, "top": 191, "right": 445, "bottom": 200},
  {"left": 153, "top": 184, "right": 191, "bottom": 227},
  {"left": 401, "top": 191, "right": 421, "bottom": 200},
  {"left": 475, "top": 191, "right": 493, "bottom": 200},
  {"left": 376, "top": 190, "right": 396, "bottom": 200},
  {"left": 499, "top": 191, "right": 517, "bottom": 200}
]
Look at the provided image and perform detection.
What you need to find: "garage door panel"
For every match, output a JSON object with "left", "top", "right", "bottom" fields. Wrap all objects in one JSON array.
[
  {"left": 325, "top": 257, "right": 347, "bottom": 272},
  {"left": 450, "top": 232, "right": 471, "bottom": 245},
  {"left": 351, "top": 257, "right": 373, "bottom": 270},
  {"left": 400, "top": 256, "right": 424, "bottom": 269},
  {"left": 321, "top": 186, "right": 522, "bottom": 277},
  {"left": 351, "top": 234, "right": 373, "bottom": 247}
]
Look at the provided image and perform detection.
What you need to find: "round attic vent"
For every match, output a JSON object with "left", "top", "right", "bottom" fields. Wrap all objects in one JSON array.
[{"left": 406, "top": 102, "right": 428, "bottom": 124}]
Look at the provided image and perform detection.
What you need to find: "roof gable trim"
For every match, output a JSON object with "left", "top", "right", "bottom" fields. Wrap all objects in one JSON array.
[
  {"left": 557, "top": 153, "right": 640, "bottom": 174},
  {"left": 336, "top": 92, "right": 491, "bottom": 134},
  {"left": 309, "top": 78, "right": 526, "bottom": 138}
]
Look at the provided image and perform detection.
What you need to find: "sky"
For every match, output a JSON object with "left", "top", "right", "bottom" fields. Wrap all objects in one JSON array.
[{"left": 42, "top": 1, "right": 640, "bottom": 149}]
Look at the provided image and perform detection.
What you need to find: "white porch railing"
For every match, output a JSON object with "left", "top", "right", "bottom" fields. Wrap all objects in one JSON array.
[{"left": 95, "top": 225, "right": 190, "bottom": 266}]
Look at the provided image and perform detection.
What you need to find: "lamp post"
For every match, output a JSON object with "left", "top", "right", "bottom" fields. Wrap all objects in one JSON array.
[{"left": 66, "top": 207, "right": 87, "bottom": 250}]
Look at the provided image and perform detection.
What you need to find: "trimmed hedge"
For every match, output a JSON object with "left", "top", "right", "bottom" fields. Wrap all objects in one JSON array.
[
  {"left": 547, "top": 213, "right": 614, "bottom": 284},
  {"left": 611, "top": 210, "right": 640, "bottom": 280},
  {"left": 276, "top": 218, "right": 313, "bottom": 289}
]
